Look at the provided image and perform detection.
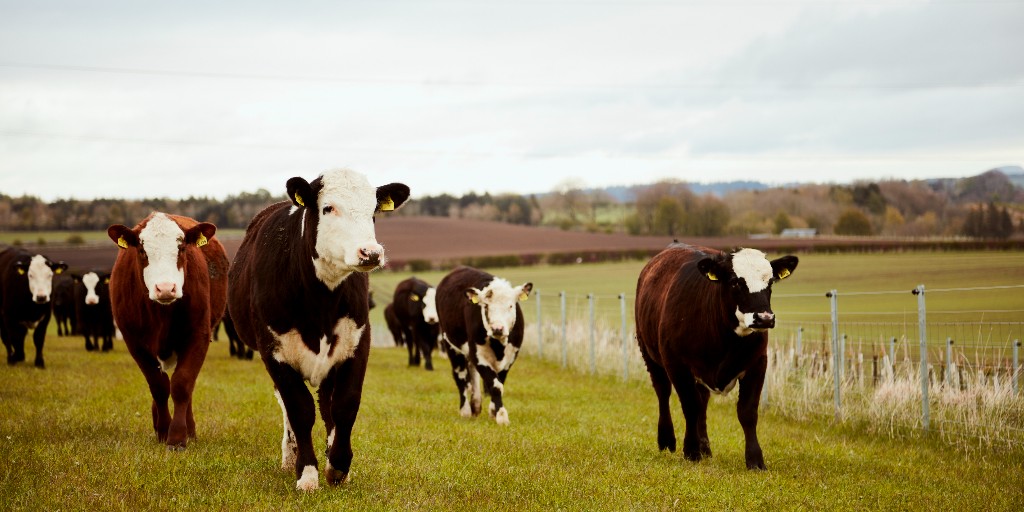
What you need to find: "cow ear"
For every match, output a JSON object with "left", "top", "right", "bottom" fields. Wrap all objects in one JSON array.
[
  {"left": 50, "top": 261, "right": 68, "bottom": 275},
  {"left": 287, "top": 177, "right": 314, "bottom": 209},
  {"left": 466, "top": 288, "right": 481, "bottom": 304},
  {"left": 771, "top": 255, "right": 799, "bottom": 281},
  {"left": 518, "top": 282, "right": 533, "bottom": 301},
  {"left": 186, "top": 223, "right": 217, "bottom": 248},
  {"left": 697, "top": 258, "right": 724, "bottom": 283},
  {"left": 376, "top": 183, "right": 410, "bottom": 212},
  {"left": 15, "top": 261, "right": 28, "bottom": 275},
  {"left": 107, "top": 225, "right": 138, "bottom": 249}
]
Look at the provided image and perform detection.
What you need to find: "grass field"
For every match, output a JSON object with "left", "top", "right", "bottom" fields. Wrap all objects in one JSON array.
[{"left": 2, "top": 336, "right": 1023, "bottom": 511}]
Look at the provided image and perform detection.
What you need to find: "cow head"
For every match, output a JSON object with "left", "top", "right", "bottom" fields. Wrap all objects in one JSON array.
[
  {"left": 80, "top": 271, "right": 111, "bottom": 306},
  {"left": 286, "top": 168, "right": 409, "bottom": 289},
  {"left": 410, "top": 287, "right": 439, "bottom": 325},
  {"left": 697, "top": 248, "right": 798, "bottom": 337},
  {"left": 466, "top": 278, "right": 533, "bottom": 343},
  {"left": 108, "top": 213, "right": 216, "bottom": 305},
  {"left": 13, "top": 254, "right": 67, "bottom": 304}
]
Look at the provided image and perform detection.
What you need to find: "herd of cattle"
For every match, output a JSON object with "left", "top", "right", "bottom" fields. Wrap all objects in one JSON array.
[{"left": 0, "top": 168, "right": 799, "bottom": 490}]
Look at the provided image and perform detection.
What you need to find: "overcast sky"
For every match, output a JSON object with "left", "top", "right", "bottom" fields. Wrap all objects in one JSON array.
[{"left": 1, "top": 0, "right": 1022, "bottom": 201}]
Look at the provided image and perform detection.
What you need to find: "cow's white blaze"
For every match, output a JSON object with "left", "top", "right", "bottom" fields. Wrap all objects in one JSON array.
[
  {"left": 421, "top": 287, "right": 439, "bottom": 324},
  {"left": 275, "top": 390, "right": 298, "bottom": 470},
  {"left": 470, "top": 278, "right": 524, "bottom": 342},
  {"left": 731, "top": 248, "right": 774, "bottom": 294},
  {"left": 269, "top": 317, "right": 364, "bottom": 387},
  {"left": 296, "top": 465, "right": 319, "bottom": 491},
  {"left": 312, "top": 169, "right": 383, "bottom": 289},
  {"left": 138, "top": 213, "right": 186, "bottom": 303},
  {"left": 82, "top": 272, "right": 100, "bottom": 305},
  {"left": 26, "top": 255, "right": 54, "bottom": 302}
]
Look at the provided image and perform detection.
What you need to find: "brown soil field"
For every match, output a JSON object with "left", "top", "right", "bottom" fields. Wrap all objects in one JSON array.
[{"left": 21, "top": 216, "right": 1020, "bottom": 273}]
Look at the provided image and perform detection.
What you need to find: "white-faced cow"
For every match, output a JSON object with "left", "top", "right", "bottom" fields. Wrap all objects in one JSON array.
[
  {"left": 0, "top": 247, "right": 68, "bottom": 368},
  {"left": 389, "top": 277, "right": 440, "bottom": 370},
  {"left": 73, "top": 270, "right": 115, "bottom": 352},
  {"left": 108, "top": 213, "right": 229, "bottom": 449},
  {"left": 635, "top": 242, "right": 797, "bottom": 470},
  {"left": 435, "top": 266, "right": 532, "bottom": 426},
  {"left": 228, "top": 169, "right": 408, "bottom": 491},
  {"left": 52, "top": 273, "right": 76, "bottom": 337}
]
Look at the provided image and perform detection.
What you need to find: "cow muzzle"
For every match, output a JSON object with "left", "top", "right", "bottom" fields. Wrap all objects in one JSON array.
[
  {"left": 355, "top": 244, "right": 384, "bottom": 271},
  {"left": 153, "top": 283, "right": 179, "bottom": 305},
  {"left": 751, "top": 311, "right": 776, "bottom": 330},
  {"left": 34, "top": 295, "right": 49, "bottom": 304}
]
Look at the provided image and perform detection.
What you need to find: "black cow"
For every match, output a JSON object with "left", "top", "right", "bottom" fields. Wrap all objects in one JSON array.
[
  {"left": 435, "top": 266, "right": 532, "bottom": 426},
  {"left": 222, "top": 310, "right": 252, "bottom": 360},
  {"left": 383, "top": 303, "right": 404, "bottom": 347},
  {"left": 389, "top": 277, "right": 439, "bottom": 370},
  {"left": 0, "top": 246, "right": 68, "bottom": 368},
  {"left": 74, "top": 270, "right": 115, "bottom": 352},
  {"left": 228, "top": 168, "right": 408, "bottom": 491},
  {"left": 52, "top": 274, "right": 76, "bottom": 337},
  {"left": 635, "top": 242, "right": 797, "bottom": 470}
]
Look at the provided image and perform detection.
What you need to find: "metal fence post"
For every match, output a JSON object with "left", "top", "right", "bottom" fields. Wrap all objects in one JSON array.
[
  {"left": 619, "top": 293, "right": 628, "bottom": 381},
  {"left": 536, "top": 290, "right": 542, "bottom": 359},
  {"left": 1014, "top": 339, "right": 1020, "bottom": 396},
  {"left": 588, "top": 293, "right": 596, "bottom": 375},
  {"left": 827, "top": 289, "right": 841, "bottom": 420},
  {"left": 913, "top": 284, "right": 929, "bottom": 431},
  {"left": 946, "top": 338, "right": 953, "bottom": 387},
  {"left": 890, "top": 336, "right": 897, "bottom": 370},
  {"left": 560, "top": 291, "right": 566, "bottom": 369},
  {"left": 796, "top": 326, "right": 803, "bottom": 360}
]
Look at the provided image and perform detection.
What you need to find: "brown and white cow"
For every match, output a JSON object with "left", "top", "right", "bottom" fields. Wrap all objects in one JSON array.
[
  {"left": 0, "top": 247, "right": 68, "bottom": 368},
  {"left": 107, "top": 213, "right": 229, "bottom": 449},
  {"left": 73, "top": 270, "right": 115, "bottom": 352},
  {"left": 228, "top": 168, "right": 408, "bottom": 491},
  {"left": 389, "top": 277, "right": 440, "bottom": 370},
  {"left": 435, "top": 266, "right": 532, "bottom": 426},
  {"left": 635, "top": 242, "right": 797, "bottom": 470}
]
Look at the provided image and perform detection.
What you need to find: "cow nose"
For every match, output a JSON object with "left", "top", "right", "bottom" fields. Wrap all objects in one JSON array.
[
  {"left": 755, "top": 311, "right": 775, "bottom": 327},
  {"left": 34, "top": 295, "right": 49, "bottom": 304},
  {"left": 154, "top": 283, "right": 177, "bottom": 301},
  {"left": 357, "top": 244, "right": 383, "bottom": 267},
  {"left": 491, "top": 326, "right": 505, "bottom": 338},
  {"left": 86, "top": 297, "right": 99, "bottom": 305}
]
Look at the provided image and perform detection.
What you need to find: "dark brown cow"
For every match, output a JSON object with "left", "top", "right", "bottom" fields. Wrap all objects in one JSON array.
[
  {"left": 383, "top": 303, "right": 404, "bottom": 347},
  {"left": 0, "top": 247, "right": 68, "bottom": 368},
  {"left": 107, "top": 213, "right": 228, "bottom": 450},
  {"left": 228, "top": 168, "right": 408, "bottom": 491},
  {"left": 635, "top": 242, "right": 797, "bottom": 470},
  {"left": 389, "top": 277, "right": 440, "bottom": 370},
  {"left": 435, "top": 266, "right": 532, "bottom": 426},
  {"left": 52, "top": 274, "right": 76, "bottom": 337},
  {"left": 73, "top": 270, "right": 115, "bottom": 352}
]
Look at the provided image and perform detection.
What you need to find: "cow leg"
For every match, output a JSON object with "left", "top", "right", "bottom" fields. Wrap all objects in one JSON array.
[
  {"left": 415, "top": 330, "right": 434, "bottom": 371},
  {"left": 445, "top": 344, "right": 474, "bottom": 417},
  {"left": 128, "top": 349, "right": 171, "bottom": 442},
  {"left": 166, "top": 337, "right": 210, "bottom": 449},
  {"left": 669, "top": 365, "right": 709, "bottom": 462},
  {"left": 320, "top": 352, "right": 368, "bottom": 487},
  {"left": 32, "top": 319, "right": 48, "bottom": 368},
  {"left": 102, "top": 334, "right": 113, "bottom": 352},
  {"left": 85, "top": 332, "right": 95, "bottom": 351},
  {"left": 4, "top": 321, "right": 27, "bottom": 364},
  {"left": 738, "top": 356, "right": 767, "bottom": 470},
  {"left": 642, "top": 353, "right": 676, "bottom": 453},
  {"left": 268, "top": 362, "right": 320, "bottom": 491},
  {"left": 479, "top": 365, "right": 511, "bottom": 426},
  {"left": 405, "top": 326, "right": 420, "bottom": 367}
]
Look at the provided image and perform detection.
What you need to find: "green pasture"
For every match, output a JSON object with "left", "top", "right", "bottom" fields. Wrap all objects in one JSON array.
[{"left": 2, "top": 336, "right": 1022, "bottom": 511}]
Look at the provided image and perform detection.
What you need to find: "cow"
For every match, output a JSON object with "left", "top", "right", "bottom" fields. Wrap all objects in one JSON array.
[
  {"left": 227, "top": 168, "right": 409, "bottom": 491},
  {"left": 383, "top": 303, "right": 404, "bottom": 347},
  {"left": 0, "top": 247, "right": 68, "bottom": 368},
  {"left": 389, "top": 277, "right": 440, "bottom": 370},
  {"left": 222, "top": 310, "right": 253, "bottom": 360},
  {"left": 107, "top": 212, "right": 229, "bottom": 450},
  {"left": 52, "top": 274, "right": 76, "bottom": 337},
  {"left": 73, "top": 270, "right": 115, "bottom": 352},
  {"left": 435, "top": 266, "right": 532, "bottom": 426},
  {"left": 634, "top": 242, "right": 798, "bottom": 470}
]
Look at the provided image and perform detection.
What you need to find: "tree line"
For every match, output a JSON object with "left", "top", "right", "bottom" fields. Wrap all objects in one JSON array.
[{"left": 1, "top": 170, "right": 1021, "bottom": 240}]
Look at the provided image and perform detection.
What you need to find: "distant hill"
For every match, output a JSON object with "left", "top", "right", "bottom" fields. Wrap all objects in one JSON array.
[
  {"left": 928, "top": 167, "right": 1024, "bottom": 204},
  {"left": 583, "top": 181, "right": 770, "bottom": 202}
]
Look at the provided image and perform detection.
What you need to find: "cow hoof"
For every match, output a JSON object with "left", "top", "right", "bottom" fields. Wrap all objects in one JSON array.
[
  {"left": 495, "top": 407, "right": 510, "bottom": 426},
  {"left": 34, "top": 360, "right": 45, "bottom": 369},
  {"left": 296, "top": 466, "right": 319, "bottom": 492},
  {"left": 166, "top": 443, "right": 187, "bottom": 452},
  {"left": 325, "top": 464, "right": 350, "bottom": 486}
]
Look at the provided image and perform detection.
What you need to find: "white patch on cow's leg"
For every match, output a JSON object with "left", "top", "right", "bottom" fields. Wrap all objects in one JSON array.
[
  {"left": 495, "top": 407, "right": 510, "bottom": 426},
  {"left": 296, "top": 465, "right": 319, "bottom": 492},
  {"left": 159, "top": 353, "right": 177, "bottom": 374},
  {"left": 275, "top": 390, "right": 297, "bottom": 470},
  {"left": 459, "top": 386, "right": 474, "bottom": 417},
  {"left": 492, "top": 378, "right": 504, "bottom": 394},
  {"left": 488, "top": 402, "right": 496, "bottom": 418},
  {"left": 470, "top": 368, "right": 482, "bottom": 414}
]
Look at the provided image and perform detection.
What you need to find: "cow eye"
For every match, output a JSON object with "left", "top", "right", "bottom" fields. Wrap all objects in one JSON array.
[{"left": 322, "top": 205, "right": 335, "bottom": 215}]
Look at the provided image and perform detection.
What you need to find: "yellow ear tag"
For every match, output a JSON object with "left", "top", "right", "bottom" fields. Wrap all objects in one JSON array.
[
  {"left": 117, "top": 236, "right": 128, "bottom": 249},
  {"left": 379, "top": 196, "right": 395, "bottom": 212},
  {"left": 778, "top": 268, "right": 791, "bottom": 280},
  {"left": 470, "top": 295, "right": 479, "bottom": 304},
  {"left": 294, "top": 193, "right": 305, "bottom": 207},
  {"left": 519, "top": 292, "right": 529, "bottom": 302},
  {"left": 55, "top": 268, "right": 64, "bottom": 275},
  {"left": 196, "top": 233, "right": 208, "bottom": 248},
  {"left": 17, "top": 268, "right": 25, "bottom": 275},
  {"left": 706, "top": 272, "right": 719, "bottom": 281},
  {"left": 411, "top": 294, "right": 420, "bottom": 302}
]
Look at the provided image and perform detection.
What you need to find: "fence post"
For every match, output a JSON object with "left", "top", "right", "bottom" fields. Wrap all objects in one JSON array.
[
  {"left": 536, "top": 290, "right": 543, "bottom": 359},
  {"left": 796, "top": 326, "right": 803, "bottom": 361},
  {"left": 913, "top": 284, "right": 929, "bottom": 431},
  {"left": 588, "top": 293, "right": 596, "bottom": 375},
  {"left": 841, "top": 334, "right": 847, "bottom": 384},
  {"left": 945, "top": 338, "right": 953, "bottom": 387},
  {"left": 890, "top": 336, "right": 897, "bottom": 372},
  {"left": 619, "top": 293, "right": 628, "bottom": 381},
  {"left": 827, "top": 289, "right": 841, "bottom": 421},
  {"left": 1014, "top": 339, "right": 1020, "bottom": 396},
  {"left": 560, "top": 291, "right": 567, "bottom": 369}
]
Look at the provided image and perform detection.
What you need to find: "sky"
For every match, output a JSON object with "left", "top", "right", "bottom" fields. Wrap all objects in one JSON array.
[{"left": 1, "top": 0, "right": 1022, "bottom": 201}]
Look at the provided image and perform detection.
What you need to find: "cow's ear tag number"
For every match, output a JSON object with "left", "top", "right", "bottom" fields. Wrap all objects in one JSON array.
[
  {"left": 117, "top": 236, "right": 129, "bottom": 249},
  {"left": 294, "top": 193, "right": 305, "bottom": 207},
  {"left": 196, "top": 234, "right": 208, "bottom": 248},
  {"left": 379, "top": 196, "right": 395, "bottom": 211},
  {"left": 778, "top": 269, "right": 791, "bottom": 280}
]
